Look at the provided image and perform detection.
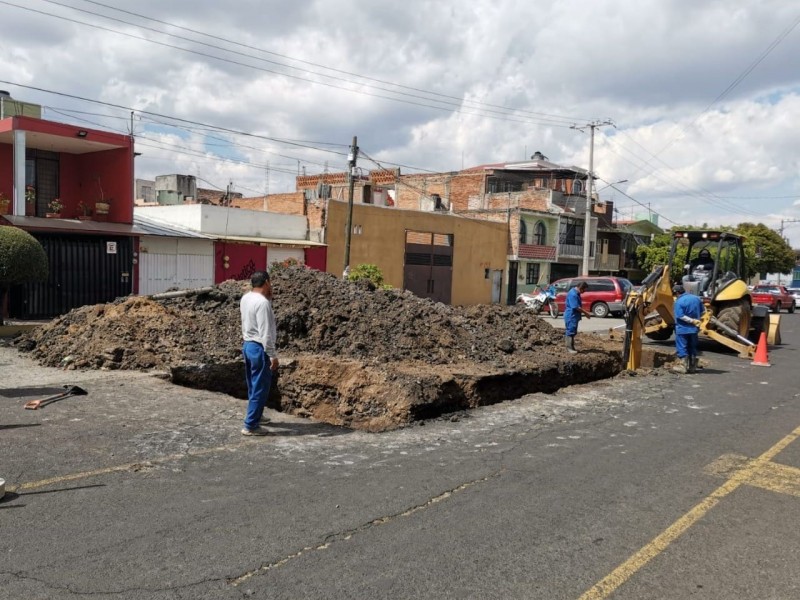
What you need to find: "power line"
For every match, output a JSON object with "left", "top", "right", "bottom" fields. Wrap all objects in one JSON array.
[
  {"left": 615, "top": 13, "right": 800, "bottom": 177},
  {"left": 4, "top": 0, "right": 581, "bottom": 129},
  {"left": 600, "top": 131, "right": 764, "bottom": 218},
  {"left": 594, "top": 176, "right": 678, "bottom": 226},
  {"left": 65, "top": 0, "right": 592, "bottom": 126},
  {"left": 0, "top": 79, "right": 349, "bottom": 157}
]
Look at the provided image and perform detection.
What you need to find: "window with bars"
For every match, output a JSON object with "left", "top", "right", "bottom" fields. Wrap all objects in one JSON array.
[{"left": 526, "top": 263, "right": 540, "bottom": 285}]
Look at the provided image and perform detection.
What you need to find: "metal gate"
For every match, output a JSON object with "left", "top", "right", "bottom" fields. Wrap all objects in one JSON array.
[
  {"left": 403, "top": 231, "right": 453, "bottom": 304},
  {"left": 9, "top": 233, "right": 134, "bottom": 319}
]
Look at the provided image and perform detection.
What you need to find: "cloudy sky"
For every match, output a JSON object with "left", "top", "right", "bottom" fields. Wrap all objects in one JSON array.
[{"left": 2, "top": 0, "right": 800, "bottom": 244}]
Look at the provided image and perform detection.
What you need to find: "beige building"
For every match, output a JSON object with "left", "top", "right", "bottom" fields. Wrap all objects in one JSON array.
[{"left": 326, "top": 199, "right": 508, "bottom": 305}]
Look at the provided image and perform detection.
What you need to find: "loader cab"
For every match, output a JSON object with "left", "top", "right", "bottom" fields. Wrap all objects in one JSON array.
[{"left": 669, "top": 231, "right": 746, "bottom": 301}]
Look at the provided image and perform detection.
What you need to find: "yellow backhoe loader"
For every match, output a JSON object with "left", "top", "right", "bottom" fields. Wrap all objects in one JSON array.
[{"left": 622, "top": 230, "right": 778, "bottom": 371}]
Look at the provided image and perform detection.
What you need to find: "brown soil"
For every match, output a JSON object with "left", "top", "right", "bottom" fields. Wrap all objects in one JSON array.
[{"left": 16, "top": 265, "right": 625, "bottom": 430}]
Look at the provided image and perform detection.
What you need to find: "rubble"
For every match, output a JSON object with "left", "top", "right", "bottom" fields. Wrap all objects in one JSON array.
[{"left": 17, "top": 265, "right": 623, "bottom": 430}]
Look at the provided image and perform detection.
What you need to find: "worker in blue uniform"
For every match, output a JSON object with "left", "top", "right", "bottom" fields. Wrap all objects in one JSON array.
[
  {"left": 672, "top": 284, "right": 706, "bottom": 373},
  {"left": 564, "top": 281, "right": 592, "bottom": 353}
]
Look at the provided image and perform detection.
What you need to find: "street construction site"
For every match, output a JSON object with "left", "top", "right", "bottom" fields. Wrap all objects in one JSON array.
[
  {"left": 4, "top": 265, "right": 797, "bottom": 600},
  {"left": 13, "top": 264, "right": 649, "bottom": 431}
]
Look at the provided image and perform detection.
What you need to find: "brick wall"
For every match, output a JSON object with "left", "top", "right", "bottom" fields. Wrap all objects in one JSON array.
[
  {"left": 484, "top": 189, "right": 550, "bottom": 212},
  {"left": 268, "top": 192, "right": 306, "bottom": 215},
  {"left": 232, "top": 192, "right": 305, "bottom": 215},
  {"left": 307, "top": 202, "right": 326, "bottom": 241},
  {"left": 233, "top": 197, "right": 267, "bottom": 211},
  {"left": 395, "top": 172, "right": 483, "bottom": 211}
]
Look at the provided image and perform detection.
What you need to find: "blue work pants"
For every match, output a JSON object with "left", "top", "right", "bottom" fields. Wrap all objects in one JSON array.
[
  {"left": 564, "top": 310, "right": 580, "bottom": 337},
  {"left": 242, "top": 341, "right": 273, "bottom": 430},
  {"left": 675, "top": 332, "right": 698, "bottom": 359}
]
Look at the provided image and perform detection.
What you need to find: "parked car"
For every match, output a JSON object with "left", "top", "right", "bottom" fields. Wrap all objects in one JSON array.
[
  {"left": 787, "top": 287, "right": 800, "bottom": 309},
  {"left": 552, "top": 276, "right": 633, "bottom": 318},
  {"left": 750, "top": 284, "right": 796, "bottom": 314}
]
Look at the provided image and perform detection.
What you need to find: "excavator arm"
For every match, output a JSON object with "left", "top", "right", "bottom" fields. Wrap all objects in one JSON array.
[{"left": 622, "top": 265, "right": 675, "bottom": 370}]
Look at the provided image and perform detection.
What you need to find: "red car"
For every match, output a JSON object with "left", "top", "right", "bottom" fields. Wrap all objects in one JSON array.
[
  {"left": 552, "top": 276, "right": 633, "bottom": 318},
  {"left": 750, "top": 284, "right": 796, "bottom": 314}
]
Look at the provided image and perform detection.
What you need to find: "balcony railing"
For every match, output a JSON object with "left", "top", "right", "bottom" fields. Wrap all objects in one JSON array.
[{"left": 558, "top": 243, "right": 594, "bottom": 258}]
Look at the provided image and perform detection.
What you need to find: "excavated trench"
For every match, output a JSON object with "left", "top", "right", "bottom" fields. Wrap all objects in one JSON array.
[
  {"left": 170, "top": 346, "right": 671, "bottom": 432},
  {"left": 17, "top": 265, "right": 673, "bottom": 432}
]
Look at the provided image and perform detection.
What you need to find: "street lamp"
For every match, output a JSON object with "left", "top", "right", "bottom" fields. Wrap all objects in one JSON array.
[{"left": 596, "top": 179, "right": 628, "bottom": 193}]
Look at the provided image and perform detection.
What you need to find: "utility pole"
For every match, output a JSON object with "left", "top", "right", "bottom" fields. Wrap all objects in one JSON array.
[
  {"left": 343, "top": 136, "right": 358, "bottom": 278},
  {"left": 264, "top": 160, "right": 270, "bottom": 211},
  {"left": 572, "top": 120, "right": 613, "bottom": 276}
]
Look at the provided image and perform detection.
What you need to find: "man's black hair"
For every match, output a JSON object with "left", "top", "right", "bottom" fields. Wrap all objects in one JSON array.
[
  {"left": 251, "top": 270, "right": 270, "bottom": 287},
  {"left": 577, "top": 281, "right": 589, "bottom": 290}
]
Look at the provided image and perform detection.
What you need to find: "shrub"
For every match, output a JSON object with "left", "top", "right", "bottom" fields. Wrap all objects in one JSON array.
[
  {"left": 347, "top": 264, "right": 392, "bottom": 289},
  {"left": 0, "top": 226, "right": 49, "bottom": 325}
]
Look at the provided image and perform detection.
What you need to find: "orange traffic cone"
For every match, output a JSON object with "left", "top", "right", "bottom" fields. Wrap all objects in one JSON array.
[{"left": 751, "top": 331, "right": 771, "bottom": 367}]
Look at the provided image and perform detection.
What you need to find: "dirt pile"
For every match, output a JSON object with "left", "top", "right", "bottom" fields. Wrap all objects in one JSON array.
[
  {"left": 17, "top": 265, "right": 623, "bottom": 430},
  {"left": 18, "top": 266, "right": 564, "bottom": 370}
]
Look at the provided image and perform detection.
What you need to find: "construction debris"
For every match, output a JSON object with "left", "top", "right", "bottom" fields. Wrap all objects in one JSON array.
[{"left": 16, "top": 265, "right": 623, "bottom": 430}]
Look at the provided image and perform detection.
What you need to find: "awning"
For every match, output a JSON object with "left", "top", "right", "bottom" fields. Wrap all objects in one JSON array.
[{"left": 1, "top": 215, "right": 142, "bottom": 236}]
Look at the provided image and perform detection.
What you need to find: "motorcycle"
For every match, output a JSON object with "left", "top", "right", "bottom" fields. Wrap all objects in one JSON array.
[{"left": 516, "top": 287, "right": 559, "bottom": 318}]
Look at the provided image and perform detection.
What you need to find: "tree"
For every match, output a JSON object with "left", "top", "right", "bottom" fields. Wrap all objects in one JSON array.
[
  {"left": 735, "top": 222, "right": 796, "bottom": 279},
  {"left": 636, "top": 231, "right": 672, "bottom": 274},
  {"left": 0, "top": 226, "right": 48, "bottom": 325}
]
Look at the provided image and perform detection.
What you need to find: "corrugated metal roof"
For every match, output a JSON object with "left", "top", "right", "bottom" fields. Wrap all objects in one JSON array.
[
  {"left": 132, "top": 215, "right": 325, "bottom": 246},
  {"left": 133, "top": 215, "right": 212, "bottom": 238}
]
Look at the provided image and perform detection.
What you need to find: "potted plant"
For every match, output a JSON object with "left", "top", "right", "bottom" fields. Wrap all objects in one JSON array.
[
  {"left": 77, "top": 201, "right": 93, "bottom": 220},
  {"left": 95, "top": 177, "right": 110, "bottom": 216},
  {"left": 46, "top": 198, "right": 63, "bottom": 218},
  {"left": 95, "top": 199, "right": 110, "bottom": 215},
  {"left": 25, "top": 185, "right": 36, "bottom": 216}
]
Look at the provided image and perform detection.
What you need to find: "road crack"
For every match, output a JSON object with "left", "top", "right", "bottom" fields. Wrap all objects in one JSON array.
[{"left": 228, "top": 468, "right": 505, "bottom": 587}]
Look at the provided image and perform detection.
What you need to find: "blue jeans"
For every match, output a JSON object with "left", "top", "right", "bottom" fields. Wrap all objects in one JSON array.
[
  {"left": 242, "top": 341, "right": 273, "bottom": 430},
  {"left": 675, "top": 332, "right": 698, "bottom": 358}
]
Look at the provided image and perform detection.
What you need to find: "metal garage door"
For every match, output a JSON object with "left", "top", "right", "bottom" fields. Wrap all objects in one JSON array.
[{"left": 139, "top": 237, "right": 214, "bottom": 295}]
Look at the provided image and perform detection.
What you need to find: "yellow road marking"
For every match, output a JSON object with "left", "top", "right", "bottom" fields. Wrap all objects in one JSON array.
[
  {"left": 579, "top": 425, "right": 800, "bottom": 600},
  {"left": 706, "top": 453, "right": 800, "bottom": 499},
  {"left": 6, "top": 443, "right": 247, "bottom": 493}
]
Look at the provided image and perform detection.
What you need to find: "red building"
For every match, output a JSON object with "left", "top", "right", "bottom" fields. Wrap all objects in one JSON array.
[{"left": 0, "top": 116, "right": 138, "bottom": 319}]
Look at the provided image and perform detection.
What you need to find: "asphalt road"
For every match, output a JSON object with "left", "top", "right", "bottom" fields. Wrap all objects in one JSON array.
[{"left": 1, "top": 314, "right": 799, "bottom": 599}]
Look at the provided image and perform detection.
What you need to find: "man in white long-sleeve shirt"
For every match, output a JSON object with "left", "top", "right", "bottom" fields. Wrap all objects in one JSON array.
[{"left": 239, "top": 270, "right": 279, "bottom": 435}]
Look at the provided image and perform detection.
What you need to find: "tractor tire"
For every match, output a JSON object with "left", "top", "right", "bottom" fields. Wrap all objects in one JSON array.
[{"left": 716, "top": 299, "right": 751, "bottom": 339}]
